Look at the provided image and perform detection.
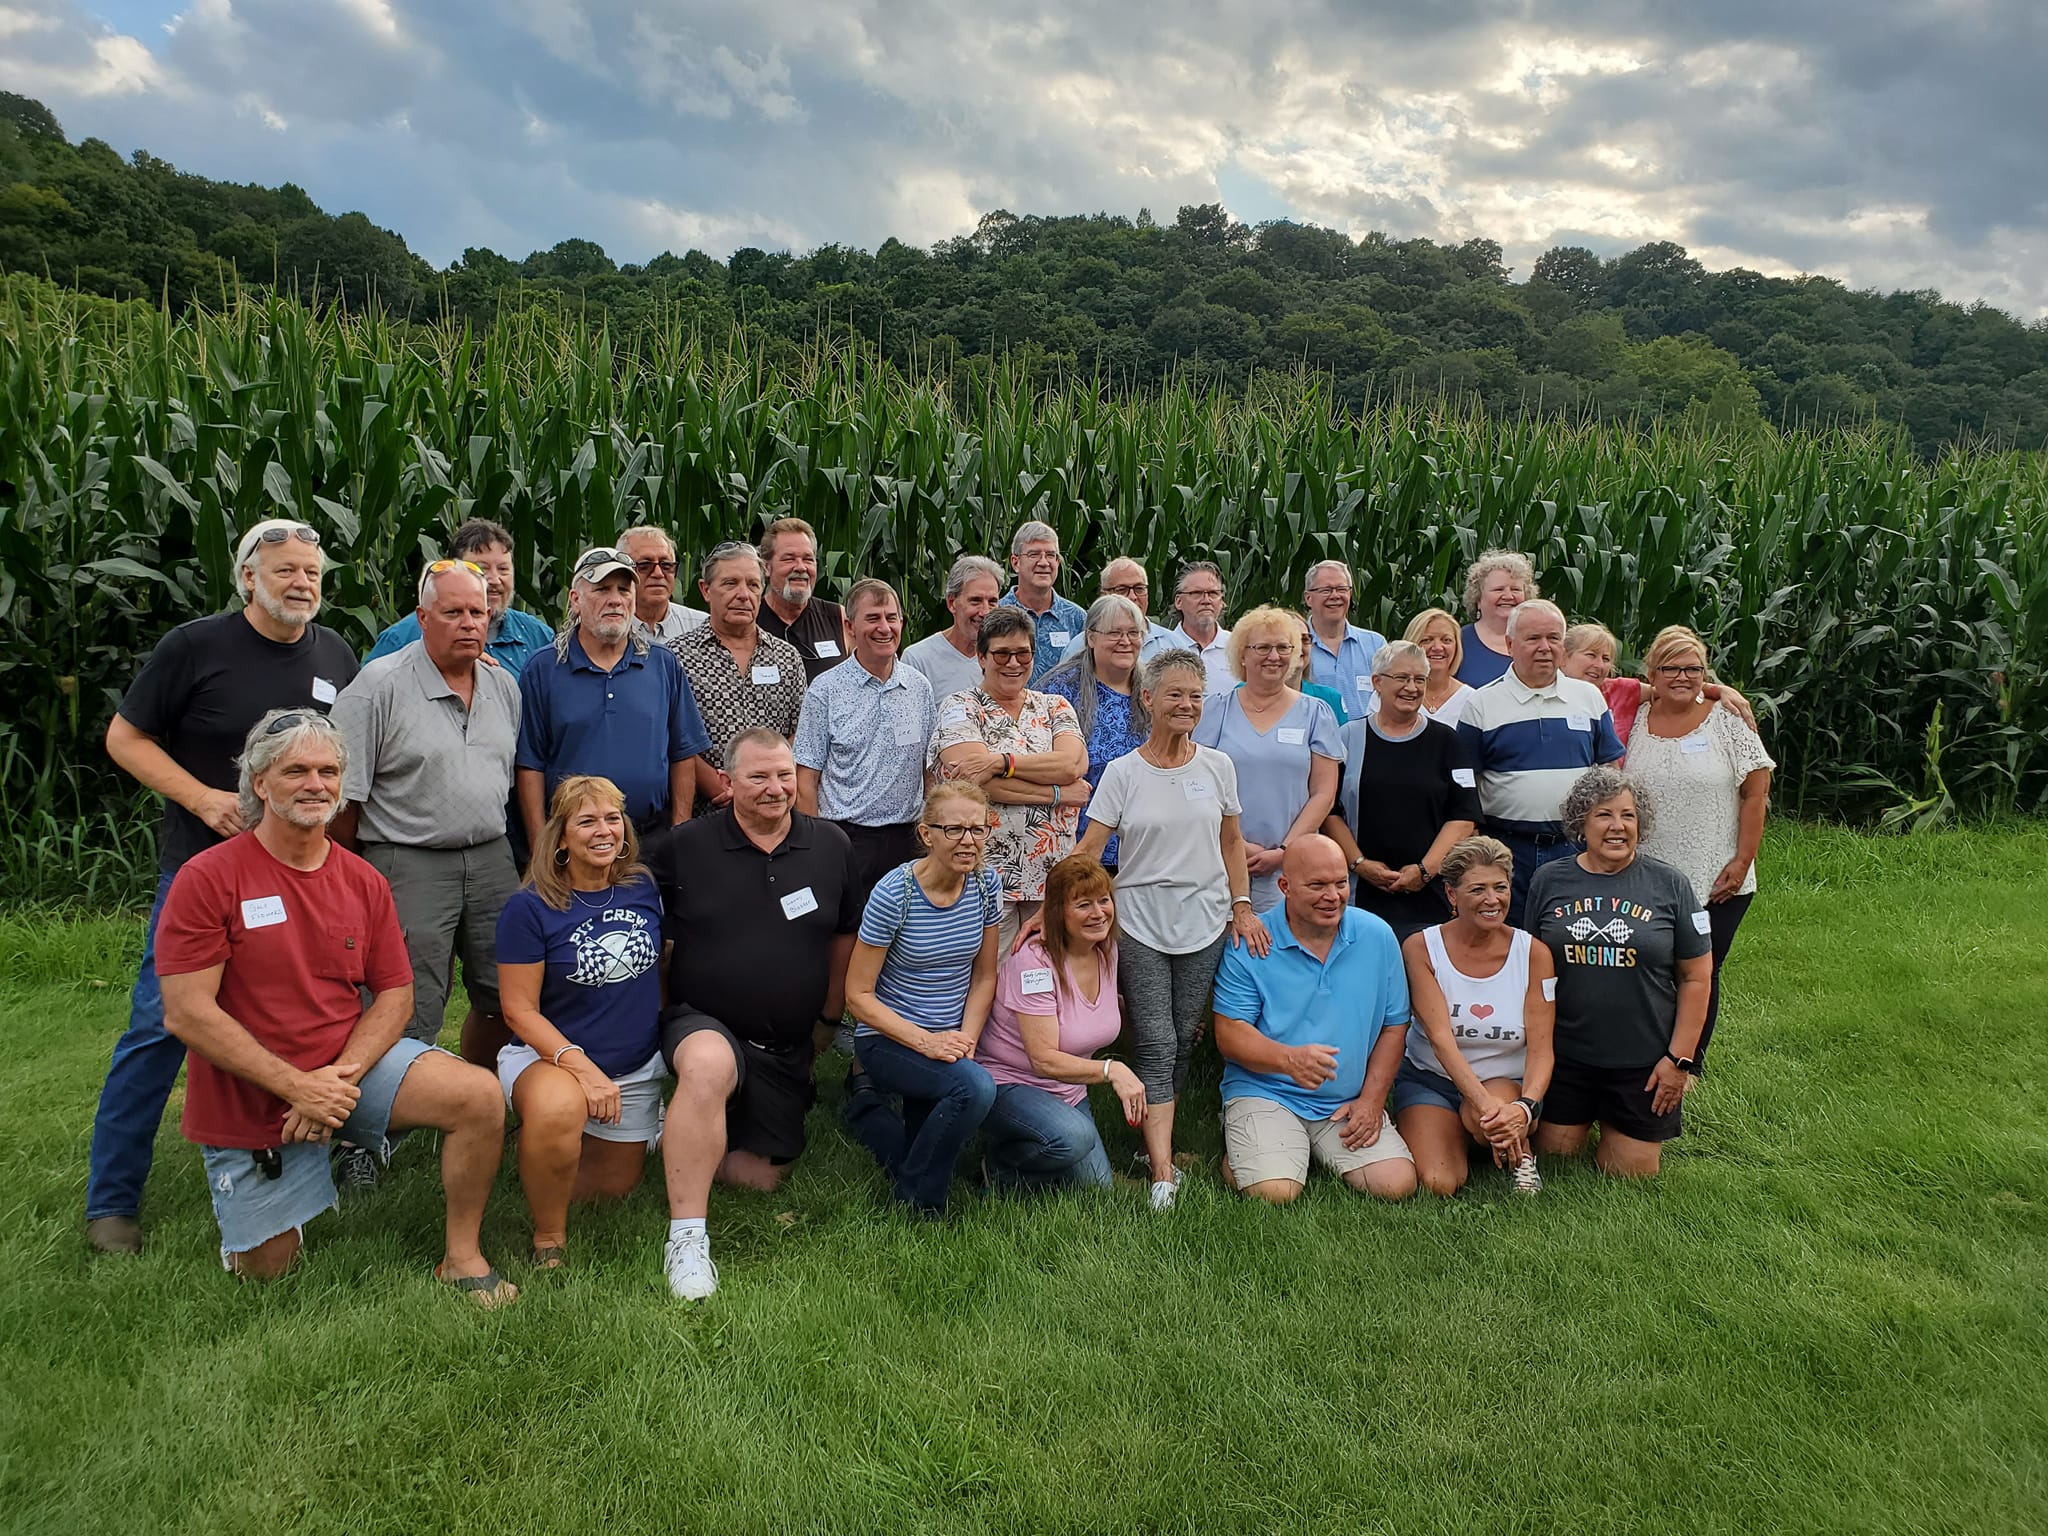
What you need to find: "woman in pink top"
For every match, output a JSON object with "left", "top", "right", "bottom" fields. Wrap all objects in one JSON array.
[
  {"left": 1562, "top": 621, "right": 1758, "bottom": 754},
  {"left": 978, "top": 855, "right": 1145, "bottom": 1192}
]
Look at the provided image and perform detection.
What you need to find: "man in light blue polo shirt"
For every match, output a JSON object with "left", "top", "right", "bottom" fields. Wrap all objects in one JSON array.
[
  {"left": 1455, "top": 598, "right": 1625, "bottom": 925},
  {"left": 1303, "top": 559, "right": 1388, "bottom": 722},
  {"left": 793, "top": 576, "right": 937, "bottom": 912},
  {"left": 515, "top": 546, "right": 711, "bottom": 867},
  {"left": 1213, "top": 835, "right": 1417, "bottom": 1204},
  {"left": 998, "top": 520, "right": 1088, "bottom": 683},
  {"left": 364, "top": 518, "right": 555, "bottom": 675}
]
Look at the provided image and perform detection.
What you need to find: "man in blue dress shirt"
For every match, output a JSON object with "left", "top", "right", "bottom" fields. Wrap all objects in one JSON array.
[
  {"left": 998, "top": 520, "right": 1089, "bottom": 684},
  {"left": 1302, "top": 559, "right": 1387, "bottom": 723}
]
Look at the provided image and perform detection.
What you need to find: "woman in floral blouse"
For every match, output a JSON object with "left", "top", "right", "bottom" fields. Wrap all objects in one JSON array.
[
  {"left": 930, "top": 606, "right": 1092, "bottom": 950},
  {"left": 1041, "top": 594, "right": 1151, "bottom": 871}
]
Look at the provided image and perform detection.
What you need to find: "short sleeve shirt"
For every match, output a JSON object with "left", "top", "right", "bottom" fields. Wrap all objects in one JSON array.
[
  {"left": 856, "top": 863, "right": 1002, "bottom": 1034},
  {"left": 667, "top": 625, "right": 808, "bottom": 773},
  {"left": 1194, "top": 689, "right": 1344, "bottom": 908},
  {"left": 1306, "top": 623, "right": 1388, "bottom": 722},
  {"left": 998, "top": 589, "right": 1089, "bottom": 684},
  {"left": 495, "top": 878, "right": 665, "bottom": 1077},
  {"left": 1087, "top": 746, "right": 1242, "bottom": 955},
  {"left": 1627, "top": 705, "right": 1776, "bottom": 902},
  {"left": 1455, "top": 671, "right": 1625, "bottom": 834},
  {"left": 791, "top": 658, "right": 936, "bottom": 826},
  {"left": 757, "top": 599, "right": 849, "bottom": 682},
  {"left": 367, "top": 607, "right": 557, "bottom": 675},
  {"left": 980, "top": 938, "right": 1122, "bottom": 1106},
  {"left": 154, "top": 831, "right": 410, "bottom": 1148},
  {"left": 901, "top": 631, "right": 985, "bottom": 702},
  {"left": 119, "top": 611, "right": 359, "bottom": 873},
  {"left": 514, "top": 635, "right": 712, "bottom": 826},
  {"left": 1527, "top": 854, "right": 1712, "bottom": 1070},
  {"left": 929, "top": 687, "right": 1082, "bottom": 902}
]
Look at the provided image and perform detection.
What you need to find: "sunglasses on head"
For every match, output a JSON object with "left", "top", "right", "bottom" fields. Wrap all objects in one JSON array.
[{"left": 254, "top": 523, "right": 321, "bottom": 548}]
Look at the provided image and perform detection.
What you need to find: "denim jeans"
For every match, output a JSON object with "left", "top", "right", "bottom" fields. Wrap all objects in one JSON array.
[
  {"left": 851, "top": 1034, "right": 995, "bottom": 1215},
  {"left": 983, "top": 1083, "right": 1112, "bottom": 1194},
  {"left": 86, "top": 872, "right": 180, "bottom": 1221}
]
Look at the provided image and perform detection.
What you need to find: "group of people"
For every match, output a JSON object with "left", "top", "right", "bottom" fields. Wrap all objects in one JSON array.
[{"left": 81, "top": 513, "right": 1773, "bottom": 1307}]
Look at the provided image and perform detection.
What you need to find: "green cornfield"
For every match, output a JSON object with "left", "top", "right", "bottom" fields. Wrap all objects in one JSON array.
[{"left": 2, "top": 276, "right": 2041, "bottom": 899}]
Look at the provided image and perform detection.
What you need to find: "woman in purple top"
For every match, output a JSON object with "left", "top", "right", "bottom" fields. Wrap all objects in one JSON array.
[{"left": 978, "top": 855, "right": 1145, "bottom": 1192}]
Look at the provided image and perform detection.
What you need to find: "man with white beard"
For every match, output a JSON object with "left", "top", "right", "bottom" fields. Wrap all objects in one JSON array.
[
  {"left": 86, "top": 519, "right": 359, "bottom": 1258},
  {"left": 156, "top": 710, "right": 517, "bottom": 1304}
]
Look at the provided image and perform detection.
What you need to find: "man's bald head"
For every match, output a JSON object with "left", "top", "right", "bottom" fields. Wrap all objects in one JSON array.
[{"left": 1278, "top": 834, "right": 1351, "bottom": 936}]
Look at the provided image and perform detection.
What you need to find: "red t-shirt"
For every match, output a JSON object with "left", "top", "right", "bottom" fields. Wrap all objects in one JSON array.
[{"left": 155, "top": 830, "right": 411, "bottom": 1149}]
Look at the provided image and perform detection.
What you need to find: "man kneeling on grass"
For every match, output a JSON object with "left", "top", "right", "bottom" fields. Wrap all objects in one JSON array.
[
  {"left": 157, "top": 710, "right": 516, "bottom": 1307},
  {"left": 1212, "top": 835, "right": 1418, "bottom": 1203}
]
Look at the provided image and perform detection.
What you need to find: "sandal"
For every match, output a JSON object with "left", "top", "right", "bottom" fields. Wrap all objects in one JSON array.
[
  {"left": 529, "top": 1244, "right": 567, "bottom": 1271},
  {"left": 434, "top": 1263, "right": 520, "bottom": 1309}
]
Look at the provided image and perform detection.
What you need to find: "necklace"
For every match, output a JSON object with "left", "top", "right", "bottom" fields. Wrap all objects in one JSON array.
[
  {"left": 1140, "top": 738, "right": 1195, "bottom": 769},
  {"left": 570, "top": 884, "right": 614, "bottom": 907}
]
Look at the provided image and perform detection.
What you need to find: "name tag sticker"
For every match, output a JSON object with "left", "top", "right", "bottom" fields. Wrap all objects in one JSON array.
[
  {"left": 1541, "top": 977, "right": 1558, "bottom": 1002},
  {"left": 1566, "top": 713, "right": 1592, "bottom": 731},
  {"left": 813, "top": 639, "right": 841, "bottom": 658},
  {"left": 1183, "top": 776, "right": 1215, "bottom": 801},
  {"left": 241, "top": 895, "right": 287, "bottom": 929},
  {"left": 1681, "top": 735, "right": 1709, "bottom": 754},
  {"left": 1356, "top": 676, "right": 1372, "bottom": 696},
  {"left": 1019, "top": 966, "right": 1056, "bottom": 996},
  {"left": 1049, "top": 631, "right": 1071, "bottom": 647},
  {"left": 311, "top": 677, "right": 338, "bottom": 705},
  {"left": 1452, "top": 768, "right": 1476, "bottom": 788},
  {"left": 1692, "top": 910, "right": 1712, "bottom": 935},
  {"left": 750, "top": 665, "right": 781, "bottom": 685},
  {"left": 1277, "top": 727, "right": 1306, "bottom": 745},
  {"left": 893, "top": 719, "right": 923, "bottom": 746},
  {"left": 780, "top": 887, "right": 819, "bottom": 920}
]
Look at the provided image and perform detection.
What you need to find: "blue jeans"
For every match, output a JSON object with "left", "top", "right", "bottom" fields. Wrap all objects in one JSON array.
[
  {"left": 851, "top": 1034, "right": 995, "bottom": 1215},
  {"left": 86, "top": 873, "right": 180, "bottom": 1221},
  {"left": 983, "top": 1083, "right": 1112, "bottom": 1194},
  {"left": 1495, "top": 832, "right": 1578, "bottom": 928}
]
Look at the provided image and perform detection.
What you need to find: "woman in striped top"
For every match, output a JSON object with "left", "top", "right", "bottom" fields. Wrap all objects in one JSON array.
[{"left": 843, "top": 781, "right": 1003, "bottom": 1216}]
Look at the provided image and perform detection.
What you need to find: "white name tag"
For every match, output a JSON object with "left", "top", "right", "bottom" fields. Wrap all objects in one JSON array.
[
  {"left": 1452, "top": 768, "right": 1475, "bottom": 788},
  {"left": 1049, "top": 631, "right": 1071, "bottom": 648},
  {"left": 1183, "top": 776, "right": 1214, "bottom": 801},
  {"left": 780, "top": 887, "right": 819, "bottom": 920},
  {"left": 1692, "top": 910, "right": 1712, "bottom": 935},
  {"left": 1566, "top": 713, "right": 1592, "bottom": 731},
  {"left": 1541, "top": 976, "right": 1557, "bottom": 1002},
  {"left": 1277, "top": 726, "right": 1306, "bottom": 745},
  {"left": 1681, "top": 735, "right": 1709, "bottom": 754},
  {"left": 241, "top": 895, "right": 287, "bottom": 929},
  {"left": 1356, "top": 676, "right": 1372, "bottom": 696},
  {"left": 751, "top": 665, "right": 781, "bottom": 685},
  {"left": 311, "top": 677, "right": 338, "bottom": 705},
  {"left": 1019, "top": 966, "right": 1056, "bottom": 996},
  {"left": 813, "top": 639, "right": 840, "bottom": 658},
  {"left": 893, "top": 718, "right": 923, "bottom": 746}
]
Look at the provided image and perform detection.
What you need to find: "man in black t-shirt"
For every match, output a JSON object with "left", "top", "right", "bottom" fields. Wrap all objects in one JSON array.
[
  {"left": 85, "top": 519, "right": 359, "bottom": 1256},
  {"left": 753, "top": 517, "right": 849, "bottom": 683}
]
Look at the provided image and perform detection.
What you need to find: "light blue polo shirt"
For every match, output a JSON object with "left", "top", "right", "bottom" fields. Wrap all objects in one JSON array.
[
  {"left": 1308, "top": 622, "right": 1388, "bottom": 723},
  {"left": 998, "top": 588, "right": 1090, "bottom": 684},
  {"left": 366, "top": 606, "right": 556, "bottom": 675},
  {"left": 1213, "top": 905, "right": 1410, "bottom": 1119}
]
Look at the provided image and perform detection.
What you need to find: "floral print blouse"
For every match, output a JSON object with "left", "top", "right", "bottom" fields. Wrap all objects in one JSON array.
[{"left": 929, "top": 687, "right": 1083, "bottom": 903}]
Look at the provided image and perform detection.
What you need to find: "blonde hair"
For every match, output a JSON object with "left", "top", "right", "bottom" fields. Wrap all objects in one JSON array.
[
  {"left": 1462, "top": 549, "right": 1539, "bottom": 619},
  {"left": 1404, "top": 608, "right": 1464, "bottom": 679},
  {"left": 1226, "top": 604, "right": 1299, "bottom": 683},
  {"left": 1438, "top": 834, "right": 1514, "bottom": 890},
  {"left": 1642, "top": 624, "right": 1709, "bottom": 677},
  {"left": 524, "top": 776, "right": 650, "bottom": 911},
  {"left": 918, "top": 779, "right": 994, "bottom": 869},
  {"left": 1564, "top": 622, "right": 1619, "bottom": 659}
]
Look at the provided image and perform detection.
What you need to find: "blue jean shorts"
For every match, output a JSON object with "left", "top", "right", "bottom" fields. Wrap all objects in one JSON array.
[
  {"left": 1389, "top": 1058, "right": 1463, "bottom": 1115},
  {"left": 199, "top": 1038, "right": 439, "bottom": 1257}
]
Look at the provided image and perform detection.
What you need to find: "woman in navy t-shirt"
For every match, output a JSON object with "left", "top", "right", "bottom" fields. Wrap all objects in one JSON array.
[{"left": 496, "top": 775, "right": 666, "bottom": 1271}]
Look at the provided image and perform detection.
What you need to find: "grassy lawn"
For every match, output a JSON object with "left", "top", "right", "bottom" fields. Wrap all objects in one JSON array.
[{"left": 3, "top": 823, "right": 2044, "bottom": 1535}]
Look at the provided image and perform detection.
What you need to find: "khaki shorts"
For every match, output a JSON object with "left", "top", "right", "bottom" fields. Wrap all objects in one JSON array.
[{"left": 1223, "top": 1095, "right": 1413, "bottom": 1187}]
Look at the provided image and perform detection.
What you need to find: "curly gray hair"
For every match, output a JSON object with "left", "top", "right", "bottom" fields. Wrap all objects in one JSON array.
[
  {"left": 1559, "top": 765, "right": 1657, "bottom": 846},
  {"left": 237, "top": 708, "right": 348, "bottom": 828}
]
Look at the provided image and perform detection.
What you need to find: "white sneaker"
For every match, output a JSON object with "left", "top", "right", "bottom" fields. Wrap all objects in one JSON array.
[
  {"left": 1511, "top": 1154, "right": 1543, "bottom": 1195},
  {"left": 663, "top": 1229, "right": 718, "bottom": 1301},
  {"left": 1148, "top": 1172, "right": 1180, "bottom": 1212}
]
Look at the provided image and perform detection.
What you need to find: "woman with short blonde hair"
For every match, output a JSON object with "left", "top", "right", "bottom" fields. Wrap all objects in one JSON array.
[{"left": 1402, "top": 607, "right": 1472, "bottom": 726}]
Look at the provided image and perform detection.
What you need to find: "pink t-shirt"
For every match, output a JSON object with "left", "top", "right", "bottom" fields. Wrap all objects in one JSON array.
[{"left": 979, "top": 938, "right": 1122, "bottom": 1106}]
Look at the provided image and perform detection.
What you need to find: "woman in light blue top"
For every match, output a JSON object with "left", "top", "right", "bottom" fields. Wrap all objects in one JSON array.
[{"left": 1195, "top": 605, "right": 1343, "bottom": 913}]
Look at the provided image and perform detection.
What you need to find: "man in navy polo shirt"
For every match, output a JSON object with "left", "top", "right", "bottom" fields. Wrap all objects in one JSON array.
[{"left": 515, "top": 546, "right": 711, "bottom": 867}]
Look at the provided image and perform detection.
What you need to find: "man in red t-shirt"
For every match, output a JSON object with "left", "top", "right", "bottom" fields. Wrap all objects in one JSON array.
[{"left": 157, "top": 709, "right": 516, "bottom": 1305}]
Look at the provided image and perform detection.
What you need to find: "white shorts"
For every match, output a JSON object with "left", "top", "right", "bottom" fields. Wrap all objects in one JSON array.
[
  {"left": 1223, "top": 1095, "right": 1413, "bottom": 1187},
  {"left": 497, "top": 1044, "right": 670, "bottom": 1146}
]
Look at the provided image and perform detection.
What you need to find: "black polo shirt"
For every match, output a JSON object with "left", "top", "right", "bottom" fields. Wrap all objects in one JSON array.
[
  {"left": 660, "top": 809, "right": 860, "bottom": 1050},
  {"left": 757, "top": 598, "right": 848, "bottom": 682}
]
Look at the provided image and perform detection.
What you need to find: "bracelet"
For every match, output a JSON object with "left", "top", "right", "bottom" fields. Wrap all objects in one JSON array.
[
  {"left": 1052, "top": 782, "right": 1062, "bottom": 808},
  {"left": 1101, "top": 1058, "right": 1111, "bottom": 1083},
  {"left": 1002, "top": 753, "right": 1016, "bottom": 779},
  {"left": 1231, "top": 895, "right": 1253, "bottom": 908},
  {"left": 552, "top": 1043, "right": 587, "bottom": 1066}
]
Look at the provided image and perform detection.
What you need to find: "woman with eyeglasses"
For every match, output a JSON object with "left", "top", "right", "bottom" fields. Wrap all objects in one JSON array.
[
  {"left": 1042, "top": 596, "right": 1151, "bottom": 871},
  {"left": 1321, "top": 642, "right": 1481, "bottom": 941},
  {"left": 1194, "top": 605, "right": 1342, "bottom": 914},
  {"left": 842, "top": 781, "right": 1003, "bottom": 1217},
  {"left": 1615, "top": 627, "right": 1774, "bottom": 1067},
  {"left": 930, "top": 606, "right": 1090, "bottom": 950}
]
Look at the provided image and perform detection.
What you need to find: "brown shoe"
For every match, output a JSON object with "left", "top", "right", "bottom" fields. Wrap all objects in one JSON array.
[{"left": 87, "top": 1215, "right": 143, "bottom": 1256}]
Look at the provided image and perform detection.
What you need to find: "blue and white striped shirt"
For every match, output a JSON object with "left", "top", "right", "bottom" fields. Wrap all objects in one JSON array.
[
  {"left": 856, "top": 863, "right": 1002, "bottom": 1035},
  {"left": 1455, "top": 669, "right": 1624, "bottom": 834}
]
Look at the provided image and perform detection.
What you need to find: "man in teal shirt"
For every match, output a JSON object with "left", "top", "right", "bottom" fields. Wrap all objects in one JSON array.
[{"left": 365, "top": 519, "right": 555, "bottom": 674}]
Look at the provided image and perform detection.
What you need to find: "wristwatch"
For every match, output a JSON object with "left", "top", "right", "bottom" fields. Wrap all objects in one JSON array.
[
  {"left": 1663, "top": 1050, "right": 1699, "bottom": 1075},
  {"left": 1514, "top": 1095, "right": 1543, "bottom": 1126}
]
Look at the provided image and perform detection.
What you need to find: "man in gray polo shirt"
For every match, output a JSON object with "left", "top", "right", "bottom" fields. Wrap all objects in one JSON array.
[{"left": 332, "top": 560, "right": 522, "bottom": 1068}]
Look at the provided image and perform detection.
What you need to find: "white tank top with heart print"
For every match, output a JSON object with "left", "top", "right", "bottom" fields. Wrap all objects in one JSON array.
[{"left": 1408, "top": 925, "right": 1532, "bottom": 1084}]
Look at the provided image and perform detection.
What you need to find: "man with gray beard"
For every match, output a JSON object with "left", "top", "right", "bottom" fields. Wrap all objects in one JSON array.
[
  {"left": 86, "top": 519, "right": 359, "bottom": 1257},
  {"left": 754, "top": 517, "right": 849, "bottom": 683}
]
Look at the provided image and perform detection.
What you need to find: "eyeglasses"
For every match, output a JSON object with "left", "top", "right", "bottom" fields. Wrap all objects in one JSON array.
[
  {"left": 1104, "top": 582, "right": 1147, "bottom": 597},
  {"left": 1246, "top": 642, "right": 1294, "bottom": 656},
  {"left": 1305, "top": 585, "right": 1349, "bottom": 598},
  {"left": 987, "top": 648, "right": 1034, "bottom": 666},
  {"left": 1178, "top": 587, "right": 1223, "bottom": 601},
  {"left": 1096, "top": 630, "right": 1142, "bottom": 643},
  {"left": 1380, "top": 673, "right": 1429, "bottom": 687},
  {"left": 262, "top": 711, "right": 314, "bottom": 735},
  {"left": 632, "top": 558, "right": 679, "bottom": 575},
  {"left": 924, "top": 822, "right": 993, "bottom": 842},
  {"left": 1657, "top": 664, "right": 1707, "bottom": 679},
  {"left": 254, "top": 523, "right": 321, "bottom": 548}
]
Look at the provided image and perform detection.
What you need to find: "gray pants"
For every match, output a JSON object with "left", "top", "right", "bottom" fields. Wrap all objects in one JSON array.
[
  {"left": 360, "top": 838, "right": 520, "bottom": 1043},
  {"left": 1120, "top": 932, "right": 1228, "bottom": 1104}
]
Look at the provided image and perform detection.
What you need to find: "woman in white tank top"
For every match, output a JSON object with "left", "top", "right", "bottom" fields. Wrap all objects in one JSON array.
[{"left": 1394, "top": 836, "right": 1555, "bottom": 1195}]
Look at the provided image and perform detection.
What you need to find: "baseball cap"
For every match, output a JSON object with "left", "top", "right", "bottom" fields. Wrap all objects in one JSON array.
[{"left": 572, "top": 546, "right": 636, "bottom": 584}]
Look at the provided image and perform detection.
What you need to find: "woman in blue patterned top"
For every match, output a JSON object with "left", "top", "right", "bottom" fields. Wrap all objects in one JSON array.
[
  {"left": 843, "top": 780, "right": 1002, "bottom": 1216},
  {"left": 1041, "top": 595, "right": 1150, "bottom": 870}
]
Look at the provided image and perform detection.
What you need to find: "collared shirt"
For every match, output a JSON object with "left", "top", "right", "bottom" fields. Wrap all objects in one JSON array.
[
  {"left": 999, "top": 588, "right": 1089, "bottom": 684},
  {"left": 365, "top": 607, "right": 557, "bottom": 675},
  {"left": 1172, "top": 623, "right": 1235, "bottom": 692},
  {"left": 637, "top": 604, "right": 710, "bottom": 646},
  {"left": 1212, "top": 905, "right": 1410, "bottom": 1119},
  {"left": 1308, "top": 622, "right": 1389, "bottom": 723},
  {"left": 1058, "top": 619, "right": 1183, "bottom": 669},
  {"left": 515, "top": 633, "right": 712, "bottom": 826},
  {"left": 667, "top": 624, "right": 808, "bottom": 771},
  {"left": 901, "top": 630, "right": 986, "bottom": 702},
  {"left": 332, "top": 640, "right": 522, "bottom": 848},
  {"left": 758, "top": 598, "right": 849, "bottom": 683},
  {"left": 791, "top": 656, "right": 936, "bottom": 825},
  {"left": 1455, "top": 669, "right": 1625, "bottom": 834}
]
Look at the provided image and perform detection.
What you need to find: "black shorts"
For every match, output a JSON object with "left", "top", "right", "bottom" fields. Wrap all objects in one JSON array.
[
  {"left": 1545, "top": 1055, "right": 1683, "bottom": 1144},
  {"left": 659, "top": 1009, "right": 816, "bottom": 1163}
]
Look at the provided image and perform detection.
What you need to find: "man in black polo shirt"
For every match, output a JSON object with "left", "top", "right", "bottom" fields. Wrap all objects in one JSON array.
[
  {"left": 753, "top": 516, "right": 849, "bottom": 682},
  {"left": 654, "top": 729, "right": 859, "bottom": 1299}
]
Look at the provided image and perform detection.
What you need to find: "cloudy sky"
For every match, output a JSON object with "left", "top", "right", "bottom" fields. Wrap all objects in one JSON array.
[{"left": 6, "top": 0, "right": 2046, "bottom": 315}]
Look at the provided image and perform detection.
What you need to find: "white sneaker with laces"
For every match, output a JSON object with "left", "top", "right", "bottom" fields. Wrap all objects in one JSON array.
[
  {"left": 1511, "top": 1154, "right": 1543, "bottom": 1195},
  {"left": 664, "top": 1228, "right": 719, "bottom": 1300},
  {"left": 1148, "top": 1172, "right": 1180, "bottom": 1212}
]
